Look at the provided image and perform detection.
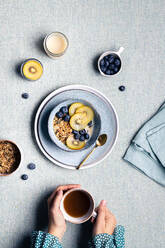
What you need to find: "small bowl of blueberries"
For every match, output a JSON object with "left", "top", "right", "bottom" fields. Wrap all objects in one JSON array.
[{"left": 98, "top": 47, "right": 124, "bottom": 77}]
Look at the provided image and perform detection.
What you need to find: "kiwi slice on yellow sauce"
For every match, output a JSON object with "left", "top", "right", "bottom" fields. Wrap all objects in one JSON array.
[{"left": 22, "top": 59, "right": 43, "bottom": 81}]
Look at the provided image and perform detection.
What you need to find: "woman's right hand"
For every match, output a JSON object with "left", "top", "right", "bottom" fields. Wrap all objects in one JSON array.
[
  {"left": 47, "top": 184, "right": 81, "bottom": 241},
  {"left": 92, "top": 200, "right": 117, "bottom": 236}
]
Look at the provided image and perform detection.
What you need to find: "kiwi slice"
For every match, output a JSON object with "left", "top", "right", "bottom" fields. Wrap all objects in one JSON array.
[
  {"left": 22, "top": 59, "right": 43, "bottom": 81},
  {"left": 76, "top": 106, "right": 94, "bottom": 123},
  {"left": 70, "top": 113, "right": 88, "bottom": 131},
  {"left": 66, "top": 135, "right": 85, "bottom": 150},
  {"left": 69, "top": 102, "right": 84, "bottom": 116}
]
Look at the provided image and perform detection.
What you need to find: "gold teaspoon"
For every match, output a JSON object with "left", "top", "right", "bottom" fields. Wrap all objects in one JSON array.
[{"left": 77, "top": 134, "right": 107, "bottom": 170}]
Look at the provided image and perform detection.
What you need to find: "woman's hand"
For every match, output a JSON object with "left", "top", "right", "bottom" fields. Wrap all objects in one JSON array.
[
  {"left": 47, "top": 184, "right": 81, "bottom": 241},
  {"left": 92, "top": 200, "right": 117, "bottom": 236}
]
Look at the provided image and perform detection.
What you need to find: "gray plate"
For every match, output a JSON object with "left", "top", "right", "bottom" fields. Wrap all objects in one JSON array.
[{"left": 34, "top": 85, "right": 119, "bottom": 170}]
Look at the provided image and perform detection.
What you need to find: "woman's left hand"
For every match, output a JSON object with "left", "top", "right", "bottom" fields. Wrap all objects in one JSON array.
[{"left": 47, "top": 184, "right": 81, "bottom": 241}]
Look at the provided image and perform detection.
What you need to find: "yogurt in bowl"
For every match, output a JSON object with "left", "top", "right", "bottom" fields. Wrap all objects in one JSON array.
[{"left": 48, "top": 99, "right": 101, "bottom": 152}]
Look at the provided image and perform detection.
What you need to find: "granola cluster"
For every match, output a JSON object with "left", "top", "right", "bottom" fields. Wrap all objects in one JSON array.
[
  {"left": 53, "top": 117, "right": 72, "bottom": 144},
  {"left": 0, "top": 141, "right": 21, "bottom": 174}
]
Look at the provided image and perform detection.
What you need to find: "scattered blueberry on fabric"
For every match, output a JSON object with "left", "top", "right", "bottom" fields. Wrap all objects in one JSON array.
[
  {"left": 21, "top": 174, "right": 28, "bottom": 180},
  {"left": 22, "top": 93, "right": 29, "bottom": 99},
  {"left": 28, "top": 163, "right": 36, "bottom": 170},
  {"left": 119, "top": 86, "right": 125, "bottom": 92}
]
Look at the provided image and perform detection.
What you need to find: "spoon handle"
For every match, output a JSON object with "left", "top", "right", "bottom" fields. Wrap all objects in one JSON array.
[{"left": 77, "top": 145, "right": 97, "bottom": 170}]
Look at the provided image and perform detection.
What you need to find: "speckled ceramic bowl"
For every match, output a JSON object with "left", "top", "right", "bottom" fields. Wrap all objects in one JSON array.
[{"left": 48, "top": 99, "right": 101, "bottom": 152}]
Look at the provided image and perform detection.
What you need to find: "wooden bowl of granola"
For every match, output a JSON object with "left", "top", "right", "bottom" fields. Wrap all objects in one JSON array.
[
  {"left": 48, "top": 100, "right": 101, "bottom": 152},
  {"left": 0, "top": 140, "right": 21, "bottom": 176}
]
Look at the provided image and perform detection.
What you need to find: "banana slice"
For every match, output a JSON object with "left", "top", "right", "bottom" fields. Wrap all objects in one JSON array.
[
  {"left": 66, "top": 135, "right": 85, "bottom": 150},
  {"left": 69, "top": 102, "right": 84, "bottom": 116},
  {"left": 70, "top": 113, "right": 87, "bottom": 131},
  {"left": 76, "top": 106, "right": 94, "bottom": 123}
]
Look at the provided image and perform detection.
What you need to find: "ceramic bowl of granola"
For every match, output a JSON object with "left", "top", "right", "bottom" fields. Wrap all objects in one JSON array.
[
  {"left": 0, "top": 140, "right": 21, "bottom": 176},
  {"left": 48, "top": 100, "right": 101, "bottom": 152}
]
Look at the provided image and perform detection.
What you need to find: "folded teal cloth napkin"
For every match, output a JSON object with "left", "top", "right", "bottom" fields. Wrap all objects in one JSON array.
[{"left": 123, "top": 102, "right": 165, "bottom": 186}]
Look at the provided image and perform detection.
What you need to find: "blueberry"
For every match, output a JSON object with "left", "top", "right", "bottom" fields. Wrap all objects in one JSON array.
[
  {"left": 79, "top": 135, "right": 85, "bottom": 141},
  {"left": 28, "top": 163, "right": 36, "bottom": 170},
  {"left": 74, "top": 134, "right": 80, "bottom": 140},
  {"left": 56, "top": 111, "right": 63, "bottom": 118},
  {"left": 84, "top": 133, "right": 89, "bottom": 140},
  {"left": 100, "top": 66, "right": 106, "bottom": 73},
  {"left": 21, "top": 174, "right": 28, "bottom": 180},
  {"left": 105, "top": 60, "right": 109, "bottom": 67},
  {"left": 114, "top": 66, "right": 119, "bottom": 73},
  {"left": 119, "top": 85, "right": 125, "bottom": 91},
  {"left": 22, "top": 93, "right": 29, "bottom": 99},
  {"left": 63, "top": 114, "right": 70, "bottom": 122},
  {"left": 109, "top": 64, "right": 115, "bottom": 70},
  {"left": 108, "top": 56, "right": 115, "bottom": 64},
  {"left": 88, "top": 121, "right": 93, "bottom": 127},
  {"left": 79, "top": 129, "right": 86, "bottom": 135},
  {"left": 105, "top": 56, "right": 109, "bottom": 60},
  {"left": 114, "top": 58, "right": 121, "bottom": 66},
  {"left": 72, "top": 130, "right": 79, "bottom": 135},
  {"left": 60, "top": 106, "right": 68, "bottom": 114},
  {"left": 105, "top": 69, "right": 111, "bottom": 75},
  {"left": 100, "top": 59, "right": 105, "bottom": 66}
]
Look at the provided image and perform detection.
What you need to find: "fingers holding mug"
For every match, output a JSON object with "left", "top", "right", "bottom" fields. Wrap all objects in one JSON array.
[
  {"left": 104, "top": 207, "right": 117, "bottom": 235},
  {"left": 92, "top": 200, "right": 117, "bottom": 236},
  {"left": 92, "top": 200, "right": 106, "bottom": 236},
  {"left": 48, "top": 184, "right": 81, "bottom": 207}
]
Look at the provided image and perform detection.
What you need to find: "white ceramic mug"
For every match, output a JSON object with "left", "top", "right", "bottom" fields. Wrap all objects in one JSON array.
[
  {"left": 60, "top": 188, "right": 97, "bottom": 224},
  {"left": 98, "top": 47, "right": 124, "bottom": 77}
]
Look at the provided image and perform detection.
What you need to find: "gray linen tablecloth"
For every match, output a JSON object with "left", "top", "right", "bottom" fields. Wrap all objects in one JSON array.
[{"left": 0, "top": 1, "right": 165, "bottom": 248}]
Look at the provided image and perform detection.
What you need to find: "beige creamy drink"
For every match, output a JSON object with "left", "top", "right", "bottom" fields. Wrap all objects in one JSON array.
[
  {"left": 46, "top": 33, "right": 67, "bottom": 54},
  {"left": 44, "top": 32, "right": 68, "bottom": 58}
]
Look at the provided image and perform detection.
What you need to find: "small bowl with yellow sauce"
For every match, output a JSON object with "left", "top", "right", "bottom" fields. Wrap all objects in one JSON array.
[{"left": 21, "top": 58, "right": 43, "bottom": 81}]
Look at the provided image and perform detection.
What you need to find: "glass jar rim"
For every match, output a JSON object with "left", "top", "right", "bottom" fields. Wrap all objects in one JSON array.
[{"left": 44, "top": 31, "right": 69, "bottom": 56}]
